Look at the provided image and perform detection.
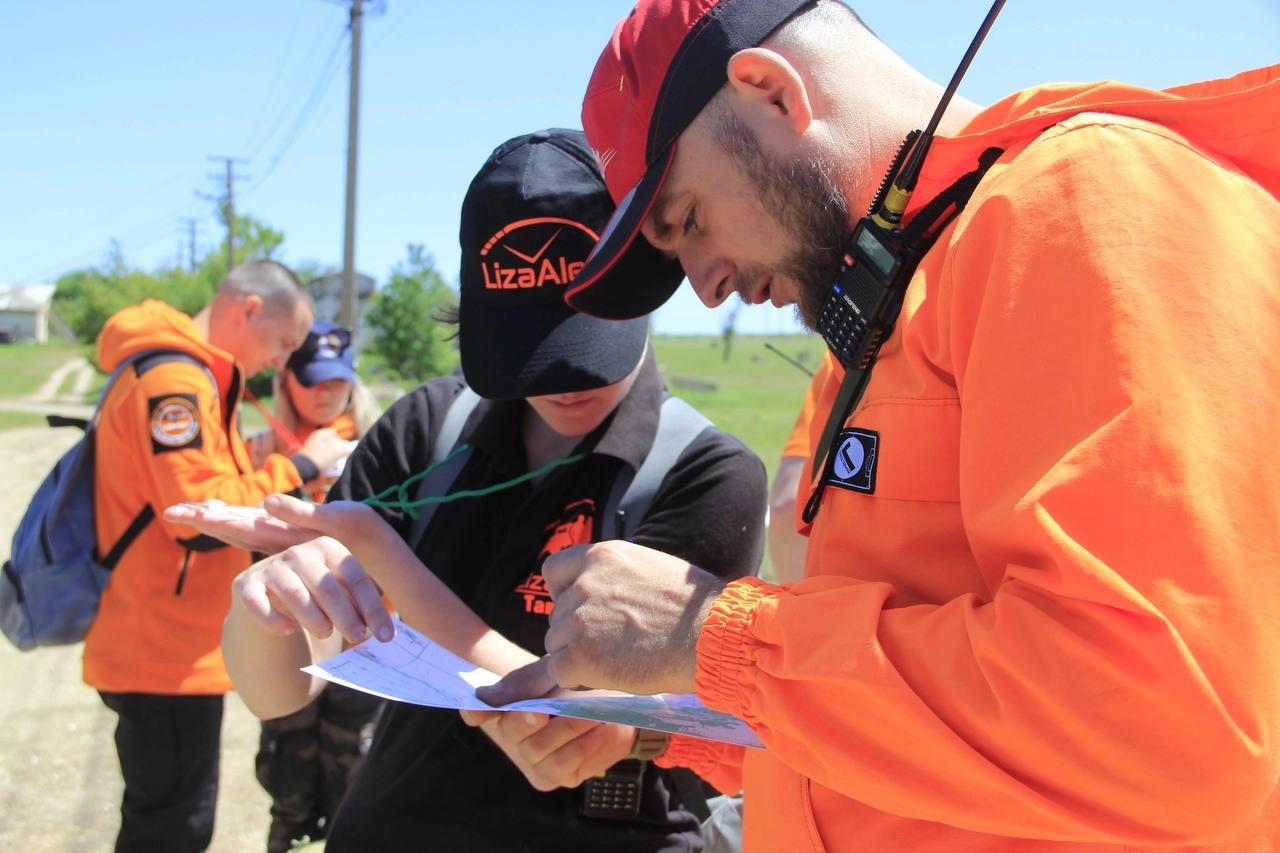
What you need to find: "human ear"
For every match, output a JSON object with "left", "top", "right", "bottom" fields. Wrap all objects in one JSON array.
[
  {"left": 241, "top": 293, "right": 264, "bottom": 323},
  {"left": 725, "top": 48, "right": 813, "bottom": 134}
]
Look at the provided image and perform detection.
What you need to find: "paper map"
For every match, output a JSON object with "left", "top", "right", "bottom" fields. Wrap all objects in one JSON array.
[{"left": 305, "top": 618, "right": 764, "bottom": 749}]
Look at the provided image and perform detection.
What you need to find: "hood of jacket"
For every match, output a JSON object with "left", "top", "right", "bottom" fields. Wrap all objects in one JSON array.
[
  {"left": 908, "top": 63, "right": 1279, "bottom": 216},
  {"left": 96, "top": 299, "right": 229, "bottom": 374}
]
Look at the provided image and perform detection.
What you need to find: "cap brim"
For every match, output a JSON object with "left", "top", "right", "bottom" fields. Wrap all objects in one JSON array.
[
  {"left": 459, "top": 298, "right": 648, "bottom": 400},
  {"left": 565, "top": 145, "right": 685, "bottom": 320},
  {"left": 294, "top": 361, "right": 356, "bottom": 387}
]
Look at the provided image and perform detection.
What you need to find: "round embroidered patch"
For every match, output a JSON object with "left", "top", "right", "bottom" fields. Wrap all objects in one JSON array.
[{"left": 151, "top": 397, "right": 200, "bottom": 447}]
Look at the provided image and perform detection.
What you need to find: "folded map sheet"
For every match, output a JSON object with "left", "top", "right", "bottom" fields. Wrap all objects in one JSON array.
[{"left": 305, "top": 618, "right": 763, "bottom": 749}]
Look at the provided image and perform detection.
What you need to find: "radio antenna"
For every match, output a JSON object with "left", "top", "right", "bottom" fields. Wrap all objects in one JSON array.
[{"left": 873, "top": 0, "right": 1007, "bottom": 227}]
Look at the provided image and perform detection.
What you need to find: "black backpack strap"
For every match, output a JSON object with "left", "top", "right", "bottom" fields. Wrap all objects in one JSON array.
[
  {"left": 601, "top": 395, "right": 714, "bottom": 541},
  {"left": 98, "top": 504, "right": 156, "bottom": 571},
  {"left": 46, "top": 414, "right": 89, "bottom": 431},
  {"left": 407, "top": 387, "right": 482, "bottom": 552},
  {"left": 596, "top": 395, "right": 718, "bottom": 823},
  {"left": 805, "top": 147, "right": 1005, "bottom": 522}
]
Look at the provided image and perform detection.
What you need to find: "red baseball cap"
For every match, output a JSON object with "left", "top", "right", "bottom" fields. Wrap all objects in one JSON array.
[{"left": 566, "top": 0, "right": 814, "bottom": 320}]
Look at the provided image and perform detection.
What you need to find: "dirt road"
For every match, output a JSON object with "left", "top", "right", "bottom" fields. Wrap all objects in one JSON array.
[{"left": 0, "top": 426, "right": 271, "bottom": 851}]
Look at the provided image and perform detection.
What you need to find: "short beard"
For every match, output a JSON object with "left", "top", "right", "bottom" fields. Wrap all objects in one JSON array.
[{"left": 711, "top": 107, "right": 850, "bottom": 330}]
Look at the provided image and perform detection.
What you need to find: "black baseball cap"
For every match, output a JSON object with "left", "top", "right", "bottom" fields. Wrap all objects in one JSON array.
[{"left": 459, "top": 128, "right": 649, "bottom": 400}]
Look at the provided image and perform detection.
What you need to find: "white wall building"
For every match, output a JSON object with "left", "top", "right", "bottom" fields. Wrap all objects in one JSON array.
[{"left": 0, "top": 283, "right": 56, "bottom": 343}]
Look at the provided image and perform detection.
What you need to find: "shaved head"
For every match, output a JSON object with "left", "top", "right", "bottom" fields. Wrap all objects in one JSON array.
[{"left": 219, "top": 260, "right": 311, "bottom": 318}]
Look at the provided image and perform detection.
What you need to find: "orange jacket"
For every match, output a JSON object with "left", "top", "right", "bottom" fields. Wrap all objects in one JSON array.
[
  {"left": 83, "top": 300, "right": 305, "bottom": 695},
  {"left": 780, "top": 351, "right": 839, "bottom": 461},
  {"left": 248, "top": 410, "right": 358, "bottom": 501},
  {"left": 660, "top": 65, "right": 1280, "bottom": 851},
  {"left": 293, "top": 412, "right": 358, "bottom": 445}
]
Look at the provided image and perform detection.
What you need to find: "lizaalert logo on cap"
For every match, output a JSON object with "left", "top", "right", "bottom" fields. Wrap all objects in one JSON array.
[
  {"left": 824, "top": 428, "right": 879, "bottom": 495},
  {"left": 479, "top": 217, "right": 600, "bottom": 291}
]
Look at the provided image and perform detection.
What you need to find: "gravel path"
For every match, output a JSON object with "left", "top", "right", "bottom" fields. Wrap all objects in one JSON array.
[{"left": 0, "top": 425, "right": 272, "bottom": 852}]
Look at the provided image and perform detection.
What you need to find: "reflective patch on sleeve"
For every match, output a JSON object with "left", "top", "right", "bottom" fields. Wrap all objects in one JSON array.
[{"left": 148, "top": 393, "right": 203, "bottom": 453}]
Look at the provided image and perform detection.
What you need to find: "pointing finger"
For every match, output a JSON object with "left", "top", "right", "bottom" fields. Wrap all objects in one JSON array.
[{"left": 475, "top": 656, "right": 559, "bottom": 707}]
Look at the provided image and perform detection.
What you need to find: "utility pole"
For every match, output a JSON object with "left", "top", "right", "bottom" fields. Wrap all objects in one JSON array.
[
  {"left": 205, "top": 155, "right": 248, "bottom": 273},
  {"left": 339, "top": 0, "right": 364, "bottom": 334},
  {"left": 179, "top": 217, "right": 201, "bottom": 271}
]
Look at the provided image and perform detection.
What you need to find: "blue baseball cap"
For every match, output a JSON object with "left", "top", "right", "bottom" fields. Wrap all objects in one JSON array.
[{"left": 286, "top": 321, "right": 356, "bottom": 387}]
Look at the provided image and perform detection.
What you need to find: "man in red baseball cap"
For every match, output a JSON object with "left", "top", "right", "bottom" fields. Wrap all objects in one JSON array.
[{"left": 485, "top": 2, "right": 1280, "bottom": 851}]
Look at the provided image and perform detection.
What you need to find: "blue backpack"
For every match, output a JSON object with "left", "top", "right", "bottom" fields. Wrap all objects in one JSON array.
[{"left": 1, "top": 350, "right": 214, "bottom": 651}]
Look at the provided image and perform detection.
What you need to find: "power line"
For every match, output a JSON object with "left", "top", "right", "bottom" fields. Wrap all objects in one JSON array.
[
  {"left": 13, "top": 196, "right": 207, "bottom": 283},
  {"left": 241, "top": 6, "right": 343, "bottom": 158},
  {"left": 242, "top": 28, "right": 350, "bottom": 196},
  {"left": 1, "top": 170, "right": 191, "bottom": 277}
]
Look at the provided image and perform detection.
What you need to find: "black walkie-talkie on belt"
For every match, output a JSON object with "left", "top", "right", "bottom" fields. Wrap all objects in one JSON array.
[{"left": 804, "top": 0, "right": 1009, "bottom": 523}]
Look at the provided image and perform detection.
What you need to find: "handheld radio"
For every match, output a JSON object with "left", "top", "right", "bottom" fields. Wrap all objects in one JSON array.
[
  {"left": 805, "top": 0, "right": 1008, "bottom": 520},
  {"left": 816, "top": 0, "right": 1007, "bottom": 373}
]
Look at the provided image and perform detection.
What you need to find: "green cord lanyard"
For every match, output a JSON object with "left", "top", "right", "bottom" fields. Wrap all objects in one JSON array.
[{"left": 360, "top": 443, "right": 587, "bottom": 518}]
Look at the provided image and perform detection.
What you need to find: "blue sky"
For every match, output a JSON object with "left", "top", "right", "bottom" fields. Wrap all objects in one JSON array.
[{"left": 4, "top": 1, "right": 1277, "bottom": 335}]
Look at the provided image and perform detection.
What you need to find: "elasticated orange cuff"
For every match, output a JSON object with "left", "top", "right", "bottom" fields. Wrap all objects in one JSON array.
[
  {"left": 694, "top": 576, "right": 780, "bottom": 719},
  {"left": 655, "top": 733, "right": 720, "bottom": 770}
]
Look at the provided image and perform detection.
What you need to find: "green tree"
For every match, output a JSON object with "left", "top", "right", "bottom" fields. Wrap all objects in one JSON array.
[
  {"left": 52, "top": 214, "right": 305, "bottom": 344},
  {"left": 193, "top": 212, "right": 288, "bottom": 287},
  {"left": 365, "top": 245, "right": 457, "bottom": 383}
]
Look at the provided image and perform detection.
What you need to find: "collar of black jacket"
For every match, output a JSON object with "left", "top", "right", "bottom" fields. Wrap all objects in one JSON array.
[{"left": 464, "top": 346, "right": 662, "bottom": 476}]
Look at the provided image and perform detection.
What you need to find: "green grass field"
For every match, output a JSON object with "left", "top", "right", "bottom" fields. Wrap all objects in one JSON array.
[
  {"left": 652, "top": 334, "right": 821, "bottom": 477},
  {"left": 0, "top": 410, "right": 55, "bottom": 430},
  {"left": 0, "top": 340, "right": 92, "bottom": 398}
]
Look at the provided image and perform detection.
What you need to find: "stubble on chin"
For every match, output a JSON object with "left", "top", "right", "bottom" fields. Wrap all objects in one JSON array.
[{"left": 711, "top": 109, "right": 849, "bottom": 330}]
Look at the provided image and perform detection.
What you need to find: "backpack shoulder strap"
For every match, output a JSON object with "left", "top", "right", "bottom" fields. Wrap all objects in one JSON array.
[
  {"left": 91, "top": 350, "right": 217, "bottom": 430},
  {"left": 602, "top": 395, "right": 713, "bottom": 540},
  {"left": 407, "top": 386, "right": 482, "bottom": 552},
  {"left": 600, "top": 394, "right": 717, "bottom": 820}
]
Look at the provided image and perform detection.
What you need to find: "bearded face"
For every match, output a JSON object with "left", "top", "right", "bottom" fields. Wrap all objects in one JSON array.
[{"left": 711, "top": 106, "right": 851, "bottom": 330}]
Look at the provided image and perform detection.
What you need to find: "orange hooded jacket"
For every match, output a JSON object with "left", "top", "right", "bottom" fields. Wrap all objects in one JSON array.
[
  {"left": 659, "top": 66, "right": 1280, "bottom": 851},
  {"left": 83, "top": 300, "right": 306, "bottom": 695}
]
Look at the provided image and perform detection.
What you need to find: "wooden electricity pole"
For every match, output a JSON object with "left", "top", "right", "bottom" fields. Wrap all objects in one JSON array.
[
  {"left": 339, "top": 0, "right": 364, "bottom": 333},
  {"left": 206, "top": 155, "right": 247, "bottom": 273}
]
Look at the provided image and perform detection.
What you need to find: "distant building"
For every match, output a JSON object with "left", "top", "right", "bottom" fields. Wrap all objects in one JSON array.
[
  {"left": 306, "top": 272, "right": 376, "bottom": 353},
  {"left": 0, "top": 283, "right": 56, "bottom": 343}
]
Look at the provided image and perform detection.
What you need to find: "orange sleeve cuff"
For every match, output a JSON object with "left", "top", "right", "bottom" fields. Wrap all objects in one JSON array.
[
  {"left": 694, "top": 575, "right": 782, "bottom": 719},
  {"left": 655, "top": 733, "right": 720, "bottom": 770},
  {"left": 655, "top": 734, "right": 746, "bottom": 796}
]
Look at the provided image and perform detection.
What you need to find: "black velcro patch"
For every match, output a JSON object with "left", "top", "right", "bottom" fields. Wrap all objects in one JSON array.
[
  {"left": 148, "top": 393, "right": 202, "bottom": 454},
  {"left": 822, "top": 428, "right": 879, "bottom": 495}
]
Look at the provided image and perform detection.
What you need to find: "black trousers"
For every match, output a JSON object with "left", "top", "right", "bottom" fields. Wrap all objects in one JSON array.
[{"left": 99, "top": 691, "right": 224, "bottom": 853}]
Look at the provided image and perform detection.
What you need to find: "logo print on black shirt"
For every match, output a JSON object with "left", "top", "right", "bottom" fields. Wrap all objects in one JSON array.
[{"left": 515, "top": 498, "right": 596, "bottom": 616}]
